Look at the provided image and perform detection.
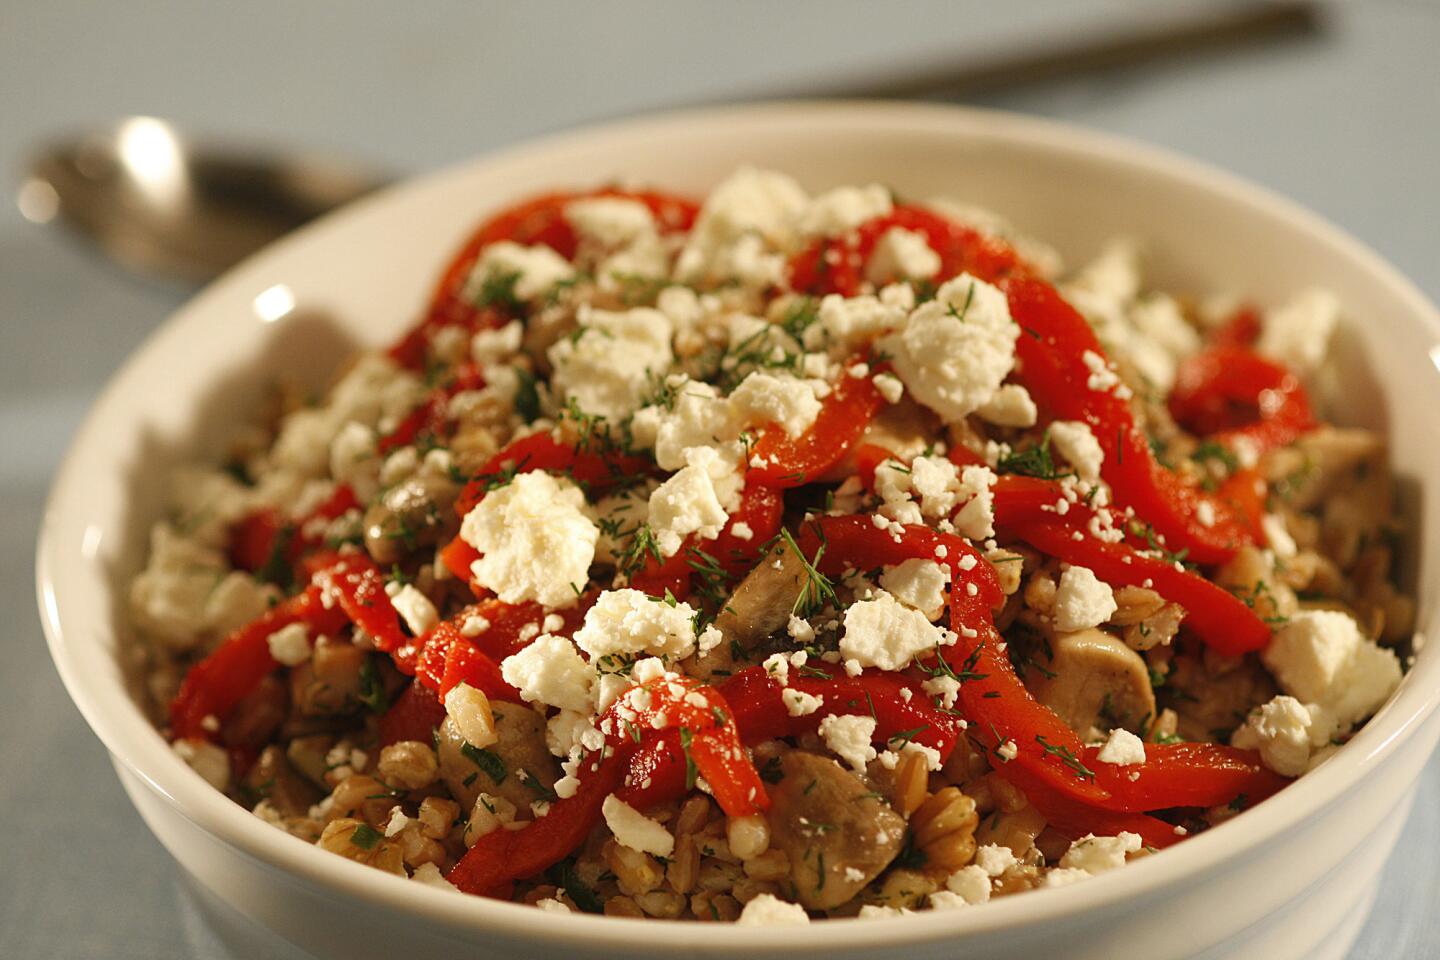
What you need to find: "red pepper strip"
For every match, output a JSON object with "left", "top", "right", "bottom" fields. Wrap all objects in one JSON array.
[
  {"left": 623, "top": 675, "right": 769, "bottom": 818},
  {"left": 1216, "top": 468, "right": 1266, "bottom": 543},
  {"left": 996, "top": 512, "right": 1271, "bottom": 657},
  {"left": 707, "top": 483, "right": 785, "bottom": 578},
  {"left": 1005, "top": 276, "right": 1254, "bottom": 565},
  {"left": 392, "top": 189, "right": 699, "bottom": 369},
  {"left": 724, "top": 667, "right": 962, "bottom": 755},
  {"left": 618, "top": 667, "right": 964, "bottom": 812},
  {"left": 787, "top": 204, "right": 1029, "bottom": 297},
  {"left": 437, "top": 534, "right": 484, "bottom": 594},
  {"left": 377, "top": 362, "right": 485, "bottom": 455},
  {"left": 1087, "top": 742, "right": 1289, "bottom": 812},
  {"left": 378, "top": 682, "right": 448, "bottom": 747},
  {"left": 448, "top": 670, "right": 762, "bottom": 895},
  {"left": 792, "top": 514, "right": 1116, "bottom": 807},
  {"left": 448, "top": 745, "right": 628, "bottom": 896},
  {"left": 453, "top": 431, "right": 654, "bottom": 518},
  {"left": 309, "top": 551, "right": 410, "bottom": 654},
  {"left": 628, "top": 482, "right": 784, "bottom": 600},
  {"left": 747, "top": 373, "right": 885, "bottom": 488},
  {"left": 1210, "top": 305, "right": 1262, "bottom": 349},
  {"left": 1002, "top": 770, "right": 1182, "bottom": 850},
  {"left": 170, "top": 586, "right": 347, "bottom": 740},
  {"left": 1168, "top": 346, "right": 1316, "bottom": 457},
  {"left": 228, "top": 484, "right": 360, "bottom": 576}
]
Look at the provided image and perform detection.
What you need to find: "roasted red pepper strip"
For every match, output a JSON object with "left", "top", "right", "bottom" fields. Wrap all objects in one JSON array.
[
  {"left": 169, "top": 585, "right": 346, "bottom": 740},
  {"left": 1087, "top": 742, "right": 1288, "bottom": 812},
  {"left": 449, "top": 671, "right": 762, "bottom": 895},
  {"left": 228, "top": 484, "right": 359, "bottom": 578},
  {"left": 392, "top": 189, "right": 699, "bottom": 369},
  {"left": 453, "top": 431, "right": 653, "bottom": 518},
  {"left": 988, "top": 473, "right": 1272, "bottom": 654},
  {"left": 795, "top": 514, "right": 1116, "bottom": 806},
  {"left": 1002, "top": 770, "right": 1182, "bottom": 850},
  {"left": 747, "top": 373, "right": 885, "bottom": 488},
  {"left": 310, "top": 551, "right": 409, "bottom": 654},
  {"left": 437, "top": 535, "right": 484, "bottom": 594},
  {"left": 787, "top": 204, "right": 1028, "bottom": 297},
  {"left": 377, "top": 362, "right": 486, "bottom": 455},
  {"left": 1005, "top": 276, "right": 1255, "bottom": 565},
  {"left": 378, "top": 682, "right": 448, "bottom": 748},
  {"left": 448, "top": 743, "right": 628, "bottom": 896},
  {"left": 1168, "top": 345, "right": 1315, "bottom": 456},
  {"left": 628, "top": 482, "right": 784, "bottom": 600}
]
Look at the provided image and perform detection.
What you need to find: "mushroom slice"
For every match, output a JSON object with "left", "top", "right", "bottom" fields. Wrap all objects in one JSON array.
[
  {"left": 687, "top": 541, "right": 808, "bottom": 680},
  {"left": 767, "top": 751, "right": 906, "bottom": 910},
  {"left": 1022, "top": 628, "right": 1157, "bottom": 739}
]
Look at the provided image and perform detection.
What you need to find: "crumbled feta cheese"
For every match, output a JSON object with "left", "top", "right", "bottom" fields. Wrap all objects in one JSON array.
[
  {"left": 1230, "top": 695, "right": 1336, "bottom": 777},
  {"left": 547, "top": 306, "right": 675, "bottom": 421},
  {"left": 410, "top": 862, "right": 458, "bottom": 891},
  {"left": 1096, "top": 728, "right": 1147, "bottom": 766},
  {"left": 1257, "top": 289, "right": 1340, "bottom": 375},
  {"left": 944, "top": 865, "right": 992, "bottom": 904},
  {"left": 1059, "top": 832, "right": 1142, "bottom": 874},
  {"left": 795, "top": 184, "right": 891, "bottom": 238},
  {"left": 500, "top": 635, "right": 594, "bottom": 713},
  {"left": 535, "top": 898, "right": 571, "bottom": 914},
  {"left": 1048, "top": 421, "right": 1105, "bottom": 483},
  {"left": 878, "top": 274, "right": 1019, "bottom": 422},
  {"left": 601, "top": 795, "right": 675, "bottom": 856},
  {"left": 1043, "top": 867, "right": 1093, "bottom": 888},
  {"left": 782, "top": 688, "right": 824, "bottom": 717},
  {"left": 808, "top": 294, "right": 906, "bottom": 357},
  {"left": 469, "top": 240, "right": 575, "bottom": 302},
  {"left": 129, "top": 525, "right": 227, "bottom": 650},
  {"left": 444, "top": 683, "right": 498, "bottom": 749},
  {"left": 996, "top": 739, "right": 1019, "bottom": 762},
  {"left": 737, "top": 893, "right": 811, "bottom": 926},
  {"left": 976, "top": 383, "right": 1038, "bottom": 428},
  {"left": 571, "top": 588, "right": 701, "bottom": 660},
  {"left": 648, "top": 447, "right": 732, "bottom": 556},
  {"left": 1261, "top": 610, "right": 1402, "bottom": 728},
  {"left": 204, "top": 571, "right": 278, "bottom": 637},
  {"left": 1130, "top": 293, "right": 1201, "bottom": 359},
  {"left": 866, "top": 226, "right": 941, "bottom": 284},
  {"left": 565, "top": 197, "right": 656, "bottom": 248},
  {"left": 1054, "top": 566, "right": 1117, "bottom": 633},
  {"left": 817, "top": 714, "right": 878, "bottom": 772},
  {"left": 646, "top": 377, "right": 742, "bottom": 471},
  {"left": 974, "top": 843, "right": 1016, "bottom": 877},
  {"left": 390, "top": 584, "right": 439, "bottom": 636},
  {"left": 265, "top": 622, "right": 311, "bottom": 667},
  {"left": 460, "top": 471, "right": 597, "bottom": 608},
  {"left": 676, "top": 167, "right": 807, "bottom": 286},
  {"left": 873, "top": 372, "right": 904, "bottom": 404},
  {"left": 1068, "top": 238, "right": 1142, "bottom": 305},
  {"left": 729, "top": 371, "right": 822, "bottom": 438},
  {"left": 879, "top": 558, "right": 950, "bottom": 621},
  {"left": 840, "top": 592, "right": 947, "bottom": 671}
]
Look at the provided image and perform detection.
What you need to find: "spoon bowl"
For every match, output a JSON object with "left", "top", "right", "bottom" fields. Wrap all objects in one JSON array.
[{"left": 22, "top": 116, "right": 390, "bottom": 284}]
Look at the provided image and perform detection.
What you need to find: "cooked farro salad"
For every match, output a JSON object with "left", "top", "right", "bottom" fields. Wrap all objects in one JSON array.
[{"left": 135, "top": 168, "right": 1414, "bottom": 923}]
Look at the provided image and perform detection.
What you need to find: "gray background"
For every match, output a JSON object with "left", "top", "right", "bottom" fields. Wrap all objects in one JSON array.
[{"left": 2, "top": 1, "right": 1437, "bottom": 957}]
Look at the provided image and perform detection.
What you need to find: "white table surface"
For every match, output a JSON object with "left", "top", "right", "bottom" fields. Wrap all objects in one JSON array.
[{"left": 2, "top": 2, "right": 1437, "bottom": 956}]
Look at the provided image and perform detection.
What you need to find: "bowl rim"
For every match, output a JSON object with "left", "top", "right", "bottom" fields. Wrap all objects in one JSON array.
[{"left": 36, "top": 98, "right": 1440, "bottom": 952}]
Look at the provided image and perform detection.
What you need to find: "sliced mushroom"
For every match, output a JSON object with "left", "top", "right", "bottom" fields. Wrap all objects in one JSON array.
[
  {"left": 1264, "top": 426, "right": 1385, "bottom": 512},
  {"left": 1022, "top": 628, "right": 1156, "bottom": 739},
  {"left": 687, "top": 542, "right": 808, "bottom": 680},
  {"left": 766, "top": 751, "right": 905, "bottom": 910},
  {"left": 436, "top": 701, "right": 558, "bottom": 811}
]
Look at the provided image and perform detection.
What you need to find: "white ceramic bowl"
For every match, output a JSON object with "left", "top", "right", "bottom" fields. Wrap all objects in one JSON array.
[{"left": 37, "top": 101, "right": 1440, "bottom": 960}]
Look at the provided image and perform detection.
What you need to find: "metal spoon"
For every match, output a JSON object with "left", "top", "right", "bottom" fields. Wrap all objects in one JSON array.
[{"left": 17, "top": 116, "right": 391, "bottom": 285}]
